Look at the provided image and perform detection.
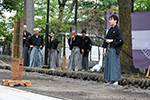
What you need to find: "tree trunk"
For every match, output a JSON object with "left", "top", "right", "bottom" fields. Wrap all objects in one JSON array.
[
  {"left": 24, "top": 0, "right": 34, "bottom": 34},
  {"left": 118, "top": 0, "right": 139, "bottom": 74}
]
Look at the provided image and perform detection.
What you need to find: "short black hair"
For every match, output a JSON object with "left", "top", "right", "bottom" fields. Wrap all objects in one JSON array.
[
  {"left": 51, "top": 32, "right": 55, "bottom": 34},
  {"left": 81, "top": 30, "right": 86, "bottom": 34},
  {"left": 109, "top": 15, "right": 119, "bottom": 24}
]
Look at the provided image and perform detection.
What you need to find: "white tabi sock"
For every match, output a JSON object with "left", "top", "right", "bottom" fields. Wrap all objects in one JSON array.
[
  {"left": 107, "top": 81, "right": 113, "bottom": 84},
  {"left": 113, "top": 81, "right": 118, "bottom": 85}
]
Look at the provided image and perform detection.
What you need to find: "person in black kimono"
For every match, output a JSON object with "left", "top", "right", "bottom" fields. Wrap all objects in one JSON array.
[
  {"left": 48, "top": 32, "right": 59, "bottom": 70},
  {"left": 26, "top": 28, "right": 43, "bottom": 67},
  {"left": 68, "top": 30, "right": 83, "bottom": 71},
  {"left": 102, "top": 15, "right": 123, "bottom": 85},
  {"left": 81, "top": 30, "right": 92, "bottom": 71},
  {"left": 23, "top": 25, "right": 31, "bottom": 66}
]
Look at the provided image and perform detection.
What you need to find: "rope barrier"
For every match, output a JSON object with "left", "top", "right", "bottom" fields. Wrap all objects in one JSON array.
[{"left": 0, "top": 60, "right": 11, "bottom": 66}]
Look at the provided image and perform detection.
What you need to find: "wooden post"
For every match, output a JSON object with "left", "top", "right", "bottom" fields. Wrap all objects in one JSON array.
[
  {"left": 146, "top": 59, "right": 150, "bottom": 78},
  {"left": 2, "top": 19, "right": 31, "bottom": 87},
  {"left": 11, "top": 58, "right": 23, "bottom": 80},
  {"left": 146, "top": 66, "right": 150, "bottom": 78},
  {"left": 62, "top": 34, "right": 66, "bottom": 70}
]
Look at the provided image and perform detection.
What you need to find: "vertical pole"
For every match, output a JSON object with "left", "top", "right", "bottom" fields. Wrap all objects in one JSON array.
[
  {"left": 62, "top": 34, "right": 66, "bottom": 70},
  {"left": 75, "top": 0, "right": 78, "bottom": 31},
  {"left": 18, "top": 18, "right": 24, "bottom": 59},
  {"left": 44, "top": 0, "right": 50, "bottom": 65},
  {"left": 15, "top": 21, "right": 19, "bottom": 58},
  {"left": 12, "top": 21, "right": 18, "bottom": 58}
]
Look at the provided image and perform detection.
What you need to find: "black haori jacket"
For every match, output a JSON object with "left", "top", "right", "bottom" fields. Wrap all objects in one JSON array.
[
  {"left": 48, "top": 37, "right": 59, "bottom": 50},
  {"left": 68, "top": 35, "right": 83, "bottom": 53},
  {"left": 81, "top": 36, "right": 92, "bottom": 57},
  {"left": 26, "top": 34, "right": 43, "bottom": 50},
  {"left": 102, "top": 25, "right": 123, "bottom": 54},
  {"left": 23, "top": 31, "right": 31, "bottom": 46}
]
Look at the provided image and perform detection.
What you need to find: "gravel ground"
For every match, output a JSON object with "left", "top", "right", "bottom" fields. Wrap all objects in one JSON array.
[{"left": 0, "top": 69, "right": 150, "bottom": 100}]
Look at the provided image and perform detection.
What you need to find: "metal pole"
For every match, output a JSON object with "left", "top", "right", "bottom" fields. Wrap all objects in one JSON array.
[
  {"left": 75, "top": 0, "right": 78, "bottom": 31},
  {"left": 44, "top": 0, "right": 50, "bottom": 65}
]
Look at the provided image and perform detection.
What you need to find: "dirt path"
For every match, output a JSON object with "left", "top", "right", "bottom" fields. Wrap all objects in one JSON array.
[{"left": 0, "top": 69, "right": 150, "bottom": 100}]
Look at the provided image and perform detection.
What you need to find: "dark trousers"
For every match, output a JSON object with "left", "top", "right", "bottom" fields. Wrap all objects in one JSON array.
[{"left": 82, "top": 54, "right": 89, "bottom": 70}]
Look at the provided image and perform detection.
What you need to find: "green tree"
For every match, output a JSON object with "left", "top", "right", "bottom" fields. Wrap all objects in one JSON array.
[
  {"left": 134, "top": 0, "right": 150, "bottom": 11},
  {"left": 0, "top": 0, "right": 23, "bottom": 15}
]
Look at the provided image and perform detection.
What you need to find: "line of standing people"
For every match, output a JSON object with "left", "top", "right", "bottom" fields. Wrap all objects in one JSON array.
[
  {"left": 23, "top": 26, "right": 92, "bottom": 71},
  {"left": 23, "top": 26, "right": 59, "bottom": 69},
  {"left": 23, "top": 14, "right": 123, "bottom": 86}
]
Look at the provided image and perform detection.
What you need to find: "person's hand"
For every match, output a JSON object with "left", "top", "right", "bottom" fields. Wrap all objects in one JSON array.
[
  {"left": 30, "top": 45, "right": 34, "bottom": 48},
  {"left": 82, "top": 49, "right": 84, "bottom": 53},
  {"left": 87, "top": 50, "right": 90, "bottom": 52},
  {"left": 103, "top": 50, "right": 106, "bottom": 56},
  {"left": 71, "top": 35, "right": 75, "bottom": 40},
  {"left": 48, "top": 36, "right": 50, "bottom": 40},
  {"left": 106, "top": 39, "right": 113, "bottom": 43},
  {"left": 23, "top": 37, "right": 26, "bottom": 39},
  {"left": 28, "top": 35, "right": 30, "bottom": 38},
  {"left": 40, "top": 45, "right": 42, "bottom": 49}
]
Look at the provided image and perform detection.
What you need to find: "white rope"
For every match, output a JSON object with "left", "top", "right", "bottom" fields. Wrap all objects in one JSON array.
[{"left": 0, "top": 60, "right": 11, "bottom": 66}]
